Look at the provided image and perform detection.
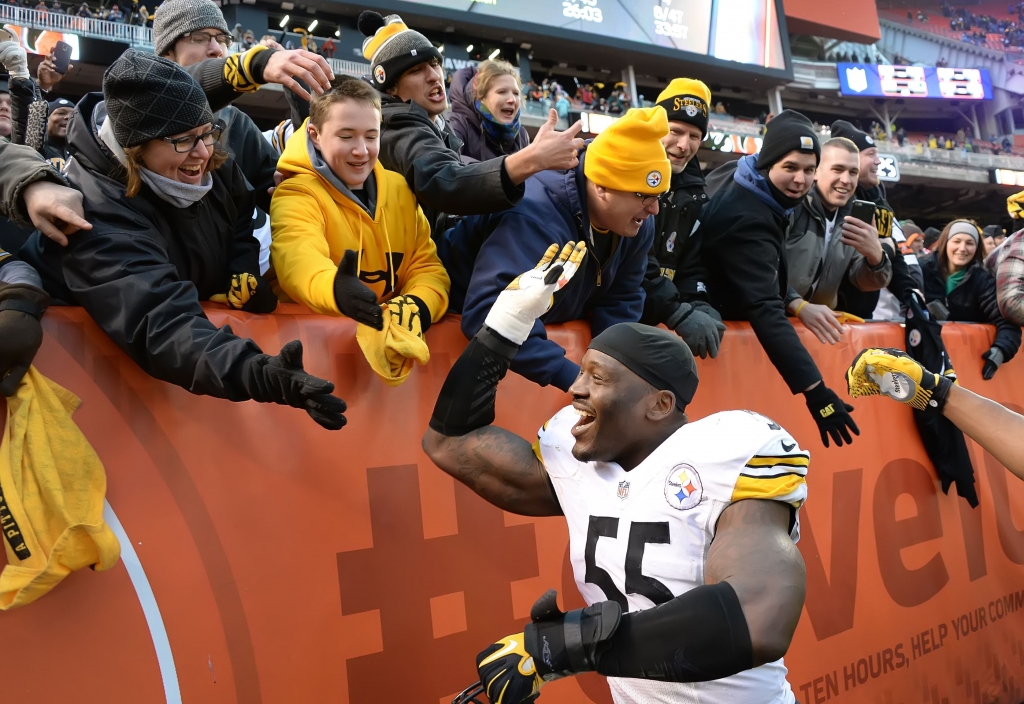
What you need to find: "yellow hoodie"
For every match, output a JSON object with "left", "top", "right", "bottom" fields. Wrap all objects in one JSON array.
[{"left": 270, "top": 121, "right": 450, "bottom": 323}]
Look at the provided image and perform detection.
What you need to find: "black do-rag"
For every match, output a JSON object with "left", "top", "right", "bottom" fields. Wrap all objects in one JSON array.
[
  {"left": 756, "top": 109, "right": 820, "bottom": 170},
  {"left": 589, "top": 323, "right": 699, "bottom": 409},
  {"left": 829, "top": 119, "right": 875, "bottom": 152}
]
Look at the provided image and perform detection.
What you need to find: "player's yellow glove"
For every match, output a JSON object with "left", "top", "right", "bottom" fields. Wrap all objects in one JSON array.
[
  {"left": 210, "top": 272, "right": 278, "bottom": 313},
  {"left": 474, "top": 633, "right": 544, "bottom": 704},
  {"left": 483, "top": 241, "right": 587, "bottom": 345},
  {"left": 846, "top": 347, "right": 954, "bottom": 412}
]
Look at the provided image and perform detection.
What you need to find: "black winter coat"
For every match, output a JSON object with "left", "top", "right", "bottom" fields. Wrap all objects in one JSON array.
[
  {"left": 378, "top": 94, "right": 525, "bottom": 236},
  {"left": 700, "top": 155, "right": 823, "bottom": 393},
  {"left": 641, "top": 158, "right": 710, "bottom": 325},
  {"left": 19, "top": 93, "right": 267, "bottom": 400},
  {"left": 921, "top": 256, "right": 1021, "bottom": 360}
]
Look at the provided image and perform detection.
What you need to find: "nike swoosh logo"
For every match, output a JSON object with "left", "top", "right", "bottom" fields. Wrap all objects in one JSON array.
[
  {"left": 480, "top": 638, "right": 521, "bottom": 667},
  {"left": 781, "top": 441, "right": 796, "bottom": 452}
]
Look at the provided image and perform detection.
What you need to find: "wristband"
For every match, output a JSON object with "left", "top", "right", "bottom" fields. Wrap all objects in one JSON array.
[{"left": 794, "top": 300, "right": 808, "bottom": 317}]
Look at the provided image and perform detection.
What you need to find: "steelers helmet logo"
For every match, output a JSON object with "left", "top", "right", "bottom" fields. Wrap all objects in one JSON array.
[
  {"left": 374, "top": 65, "right": 386, "bottom": 85},
  {"left": 646, "top": 171, "right": 662, "bottom": 188},
  {"left": 665, "top": 463, "right": 703, "bottom": 510},
  {"left": 909, "top": 329, "right": 922, "bottom": 347},
  {"left": 684, "top": 103, "right": 699, "bottom": 117}
]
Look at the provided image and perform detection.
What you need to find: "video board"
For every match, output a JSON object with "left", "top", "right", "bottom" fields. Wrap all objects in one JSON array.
[
  {"left": 398, "top": 0, "right": 786, "bottom": 69},
  {"left": 837, "top": 63, "right": 993, "bottom": 100}
]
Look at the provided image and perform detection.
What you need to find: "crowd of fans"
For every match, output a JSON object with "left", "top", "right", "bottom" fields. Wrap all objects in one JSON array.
[
  {"left": 902, "top": 2, "right": 1024, "bottom": 49},
  {"left": 0, "top": 1, "right": 1021, "bottom": 449}
]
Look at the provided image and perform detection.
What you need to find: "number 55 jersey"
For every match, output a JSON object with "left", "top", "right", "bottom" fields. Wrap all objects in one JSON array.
[{"left": 534, "top": 407, "right": 808, "bottom": 704}]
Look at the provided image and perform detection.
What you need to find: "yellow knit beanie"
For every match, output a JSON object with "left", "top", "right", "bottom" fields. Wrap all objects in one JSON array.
[
  {"left": 656, "top": 78, "right": 712, "bottom": 137},
  {"left": 584, "top": 106, "right": 671, "bottom": 195}
]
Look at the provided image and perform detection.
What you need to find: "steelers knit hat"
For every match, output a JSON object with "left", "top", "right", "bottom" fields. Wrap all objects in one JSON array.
[
  {"left": 358, "top": 10, "right": 442, "bottom": 91},
  {"left": 103, "top": 49, "right": 214, "bottom": 148},
  {"left": 584, "top": 106, "right": 671, "bottom": 196},
  {"left": 656, "top": 78, "right": 712, "bottom": 137},
  {"left": 152, "top": 0, "right": 229, "bottom": 57},
  {"left": 829, "top": 120, "right": 874, "bottom": 152}
]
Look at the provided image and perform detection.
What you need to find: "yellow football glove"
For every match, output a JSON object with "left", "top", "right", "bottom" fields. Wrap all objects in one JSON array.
[
  {"left": 483, "top": 241, "right": 588, "bottom": 345},
  {"left": 475, "top": 633, "right": 544, "bottom": 704},
  {"left": 210, "top": 273, "right": 277, "bottom": 313},
  {"left": 846, "top": 347, "right": 953, "bottom": 412}
]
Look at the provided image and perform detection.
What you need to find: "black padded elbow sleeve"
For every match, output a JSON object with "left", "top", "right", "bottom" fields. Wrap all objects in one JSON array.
[
  {"left": 429, "top": 325, "right": 519, "bottom": 436},
  {"left": 595, "top": 581, "right": 753, "bottom": 683}
]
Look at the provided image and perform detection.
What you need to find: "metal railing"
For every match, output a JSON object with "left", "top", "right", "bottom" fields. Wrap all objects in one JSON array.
[
  {"left": 0, "top": 4, "right": 151, "bottom": 45},
  {"left": 0, "top": 6, "right": 370, "bottom": 77},
  {"left": 874, "top": 139, "right": 1024, "bottom": 169}
]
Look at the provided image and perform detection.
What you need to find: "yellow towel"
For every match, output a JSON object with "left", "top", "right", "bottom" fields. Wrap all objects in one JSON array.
[
  {"left": 0, "top": 366, "right": 120, "bottom": 610},
  {"left": 356, "top": 295, "right": 430, "bottom": 386}
]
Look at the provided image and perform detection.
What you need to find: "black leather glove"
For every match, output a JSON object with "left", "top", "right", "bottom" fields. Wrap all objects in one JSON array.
[
  {"left": 666, "top": 301, "right": 726, "bottom": 359},
  {"left": 240, "top": 340, "right": 347, "bottom": 430},
  {"left": 982, "top": 347, "right": 1004, "bottom": 380},
  {"left": 0, "top": 283, "right": 50, "bottom": 396},
  {"left": 803, "top": 383, "right": 859, "bottom": 448},
  {"left": 333, "top": 249, "right": 383, "bottom": 330}
]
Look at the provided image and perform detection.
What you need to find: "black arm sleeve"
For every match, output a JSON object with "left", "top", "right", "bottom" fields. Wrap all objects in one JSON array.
[
  {"left": 429, "top": 324, "right": 519, "bottom": 436},
  {"left": 595, "top": 581, "right": 754, "bottom": 682}
]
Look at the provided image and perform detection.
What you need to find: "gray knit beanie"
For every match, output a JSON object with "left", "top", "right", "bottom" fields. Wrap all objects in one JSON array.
[
  {"left": 103, "top": 49, "right": 214, "bottom": 148},
  {"left": 152, "top": 0, "right": 230, "bottom": 57},
  {"left": 358, "top": 11, "right": 442, "bottom": 91}
]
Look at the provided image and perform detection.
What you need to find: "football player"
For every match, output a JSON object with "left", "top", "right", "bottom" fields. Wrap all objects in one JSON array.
[{"left": 424, "top": 242, "right": 808, "bottom": 704}]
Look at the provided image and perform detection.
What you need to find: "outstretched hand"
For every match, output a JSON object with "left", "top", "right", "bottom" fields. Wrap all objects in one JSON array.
[
  {"left": 484, "top": 241, "right": 588, "bottom": 345},
  {"left": 22, "top": 180, "right": 92, "bottom": 246},
  {"left": 529, "top": 109, "right": 585, "bottom": 171},
  {"left": 262, "top": 49, "right": 334, "bottom": 101}
]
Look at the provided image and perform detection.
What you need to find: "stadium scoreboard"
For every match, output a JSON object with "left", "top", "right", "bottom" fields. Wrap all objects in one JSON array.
[{"left": 837, "top": 63, "right": 993, "bottom": 100}]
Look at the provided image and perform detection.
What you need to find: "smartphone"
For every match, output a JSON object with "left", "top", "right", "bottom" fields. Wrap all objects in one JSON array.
[
  {"left": 52, "top": 40, "right": 72, "bottom": 74},
  {"left": 0, "top": 27, "right": 17, "bottom": 45},
  {"left": 849, "top": 199, "right": 876, "bottom": 225}
]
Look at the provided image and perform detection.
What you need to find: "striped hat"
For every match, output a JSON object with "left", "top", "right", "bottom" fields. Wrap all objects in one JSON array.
[{"left": 357, "top": 10, "right": 442, "bottom": 91}]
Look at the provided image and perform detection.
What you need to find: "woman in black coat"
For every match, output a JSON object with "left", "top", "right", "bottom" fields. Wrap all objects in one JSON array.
[
  {"left": 921, "top": 219, "right": 1021, "bottom": 379},
  {"left": 447, "top": 60, "right": 531, "bottom": 162},
  {"left": 21, "top": 50, "right": 346, "bottom": 428}
]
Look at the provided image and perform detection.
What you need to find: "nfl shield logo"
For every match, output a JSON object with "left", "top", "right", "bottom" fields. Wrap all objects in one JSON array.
[
  {"left": 617, "top": 481, "right": 630, "bottom": 499},
  {"left": 846, "top": 67, "right": 868, "bottom": 93}
]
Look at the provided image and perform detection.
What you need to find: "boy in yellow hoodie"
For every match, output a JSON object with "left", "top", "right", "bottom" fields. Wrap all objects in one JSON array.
[{"left": 271, "top": 77, "right": 450, "bottom": 383}]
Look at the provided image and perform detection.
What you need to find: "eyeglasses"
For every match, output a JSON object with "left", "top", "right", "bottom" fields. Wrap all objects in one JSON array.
[
  {"left": 161, "top": 122, "right": 224, "bottom": 153},
  {"left": 635, "top": 192, "right": 659, "bottom": 208},
  {"left": 184, "top": 31, "right": 232, "bottom": 47}
]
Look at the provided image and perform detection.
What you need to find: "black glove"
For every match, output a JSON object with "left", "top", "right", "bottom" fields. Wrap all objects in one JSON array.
[
  {"left": 0, "top": 283, "right": 50, "bottom": 396},
  {"left": 666, "top": 301, "right": 726, "bottom": 359},
  {"left": 982, "top": 347, "right": 1004, "bottom": 380},
  {"left": 240, "top": 340, "right": 347, "bottom": 430},
  {"left": 474, "top": 634, "right": 543, "bottom": 704},
  {"left": 334, "top": 250, "right": 383, "bottom": 330},
  {"left": 803, "top": 383, "right": 859, "bottom": 448}
]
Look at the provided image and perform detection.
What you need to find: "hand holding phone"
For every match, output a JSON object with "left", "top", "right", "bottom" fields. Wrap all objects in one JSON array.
[
  {"left": 849, "top": 199, "right": 877, "bottom": 226},
  {"left": 52, "top": 40, "right": 72, "bottom": 74}
]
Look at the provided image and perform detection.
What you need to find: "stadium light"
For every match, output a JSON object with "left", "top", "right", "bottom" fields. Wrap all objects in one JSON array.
[
  {"left": 279, "top": 14, "right": 289, "bottom": 28},
  {"left": 437, "top": 44, "right": 444, "bottom": 53},
  {"left": 307, "top": 19, "right": 318, "bottom": 32},
  {"left": 335, "top": 29, "right": 340, "bottom": 37},
  {"left": 466, "top": 44, "right": 473, "bottom": 53},
  {"left": 488, "top": 48, "right": 500, "bottom": 59}
]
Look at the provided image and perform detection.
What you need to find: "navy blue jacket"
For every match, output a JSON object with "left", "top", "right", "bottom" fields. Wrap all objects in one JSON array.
[{"left": 441, "top": 150, "right": 653, "bottom": 390}]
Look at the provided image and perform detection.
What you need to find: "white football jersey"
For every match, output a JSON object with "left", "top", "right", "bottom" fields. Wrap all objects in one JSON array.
[{"left": 534, "top": 407, "right": 808, "bottom": 704}]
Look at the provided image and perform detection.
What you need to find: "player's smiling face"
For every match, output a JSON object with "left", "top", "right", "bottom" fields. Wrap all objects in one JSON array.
[{"left": 568, "top": 350, "right": 668, "bottom": 466}]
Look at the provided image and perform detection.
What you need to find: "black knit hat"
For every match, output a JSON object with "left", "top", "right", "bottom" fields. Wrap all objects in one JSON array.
[
  {"left": 756, "top": 109, "right": 821, "bottom": 170},
  {"left": 102, "top": 49, "right": 214, "bottom": 148},
  {"left": 358, "top": 11, "right": 443, "bottom": 91},
  {"left": 830, "top": 120, "right": 875, "bottom": 152}
]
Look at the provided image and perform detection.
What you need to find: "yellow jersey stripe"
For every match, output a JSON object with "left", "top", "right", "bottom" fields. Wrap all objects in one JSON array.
[
  {"left": 532, "top": 438, "right": 544, "bottom": 464},
  {"left": 732, "top": 473, "right": 807, "bottom": 502},
  {"left": 739, "top": 470, "right": 806, "bottom": 480},
  {"left": 745, "top": 454, "right": 809, "bottom": 468}
]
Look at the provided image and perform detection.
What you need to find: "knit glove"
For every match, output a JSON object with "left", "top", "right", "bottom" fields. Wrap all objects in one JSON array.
[
  {"left": 0, "top": 41, "right": 30, "bottom": 79},
  {"left": 982, "top": 347, "right": 1004, "bottom": 380},
  {"left": 239, "top": 340, "right": 347, "bottom": 430},
  {"left": 0, "top": 283, "right": 50, "bottom": 396},
  {"left": 847, "top": 347, "right": 954, "bottom": 412},
  {"left": 803, "top": 383, "right": 859, "bottom": 448},
  {"left": 210, "top": 273, "right": 278, "bottom": 313},
  {"left": 666, "top": 301, "right": 726, "bottom": 359},
  {"left": 483, "top": 241, "right": 587, "bottom": 345},
  {"left": 334, "top": 249, "right": 383, "bottom": 330}
]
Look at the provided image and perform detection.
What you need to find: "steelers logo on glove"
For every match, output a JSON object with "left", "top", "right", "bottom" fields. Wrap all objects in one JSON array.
[
  {"left": 846, "top": 347, "right": 952, "bottom": 411},
  {"left": 385, "top": 295, "right": 424, "bottom": 338},
  {"left": 212, "top": 273, "right": 278, "bottom": 313},
  {"left": 227, "top": 273, "right": 259, "bottom": 309},
  {"left": 475, "top": 633, "right": 544, "bottom": 704}
]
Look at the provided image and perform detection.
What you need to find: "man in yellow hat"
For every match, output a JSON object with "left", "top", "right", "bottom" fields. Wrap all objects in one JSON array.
[
  {"left": 441, "top": 106, "right": 671, "bottom": 390},
  {"left": 641, "top": 78, "right": 726, "bottom": 359}
]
